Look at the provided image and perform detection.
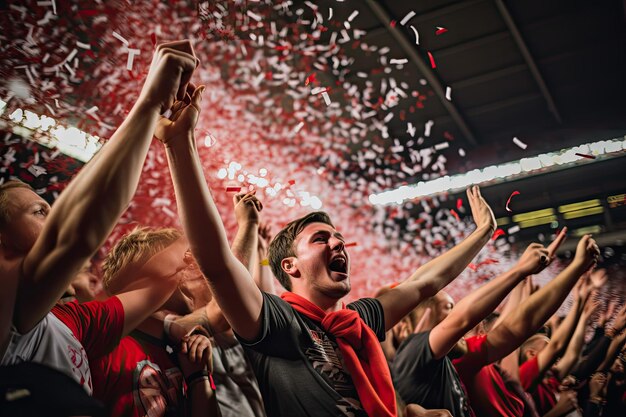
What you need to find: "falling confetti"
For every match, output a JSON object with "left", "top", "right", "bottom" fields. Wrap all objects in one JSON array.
[
  {"left": 435, "top": 26, "right": 448, "bottom": 35},
  {"left": 226, "top": 186, "right": 242, "bottom": 193},
  {"left": 492, "top": 228, "right": 506, "bottom": 241},
  {"left": 427, "top": 51, "right": 436, "bottom": 68},
  {"left": 513, "top": 137, "right": 528, "bottom": 150},
  {"left": 400, "top": 11, "right": 416, "bottom": 26},
  {"left": 505, "top": 190, "right": 520, "bottom": 212},
  {"left": 445, "top": 86, "right": 452, "bottom": 101}
]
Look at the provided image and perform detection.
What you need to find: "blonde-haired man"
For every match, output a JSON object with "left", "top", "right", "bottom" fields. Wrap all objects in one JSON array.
[{"left": 90, "top": 226, "right": 219, "bottom": 417}]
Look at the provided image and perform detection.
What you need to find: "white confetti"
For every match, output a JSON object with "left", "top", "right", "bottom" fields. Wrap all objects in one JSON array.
[
  {"left": 459, "top": 148, "right": 466, "bottom": 157},
  {"left": 390, "top": 58, "right": 408, "bottom": 65},
  {"left": 125, "top": 48, "right": 140, "bottom": 71},
  {"left": 434, "top": 142, "right": 449, "bottom": 151},
  {"left": 76, "top": 41, "right": 91, "bottom": 50},
  {"left": 294, "top": 121, "right": 304, "bottom": 133},
  {"left": 424, "top": 120, "right": 434, "bottom": 137},
  {"left": 400, "top": 11, "right": 416, "bottom": 26},
  {"left": 508, "top": 225, "right": 521, "bottom": 234},
  {"left": 410, "top": 25, "right": 420, "bottom": 45},
  {"left": 407, "top": 122, "right": 416, "bottom": 137},
  {"left": 247, "top": 10, "right": 262, "bottom": 22},
  {"left": 513, "top": 137, "right": 528, "bottom": 150},
  {"left": 445, "top": 86, "right": 452, "bottom": 101},
  {"left": 347, "top": 10, "right": 359, "bottom": 22},
  {"left": 321, "top": 91, "right": 331, "bottom": 106},
  {"left": 112, "top": 31, "right": 129, "bottom": 46},
  {"left": 328, "top": 7, "right": 333, "bottom": 20}
]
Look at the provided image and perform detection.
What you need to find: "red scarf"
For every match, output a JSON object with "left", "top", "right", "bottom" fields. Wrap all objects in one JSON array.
[{"left": 281, "top": 292, "right": 397, "bottom": 417}]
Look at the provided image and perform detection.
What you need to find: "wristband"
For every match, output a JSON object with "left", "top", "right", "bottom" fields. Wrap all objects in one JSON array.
[
  {"left": 186, "top": 369, "right": 209, "bottom": 385},
  {"left": 260, "top": 258, "right": 269, "bottom": 266}
]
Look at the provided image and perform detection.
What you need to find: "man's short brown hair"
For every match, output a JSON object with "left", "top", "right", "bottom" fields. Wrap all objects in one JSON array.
[
  {"left": 268, "top": 211, "right": 334, "bottom": 291},
  {"left": 0, "top": 180, "right": 34, "bottom": 228},
  {"left": 102, "top": 226, "right": 182, "bottom": 294}
]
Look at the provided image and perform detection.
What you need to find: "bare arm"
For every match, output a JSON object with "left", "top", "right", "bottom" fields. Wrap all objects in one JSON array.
[
  {"left": 596, "top": 305, "right": 626, "bottom": 372},
  {"left": 378, "top": 186, "right": 495, "bottom": 331},
  {"left": 553, "top": 297, "right": 597, "bottom": 380},
  {"left": 429, "top": 243, "right": 549, "bottom": 359},
  {"left": 253, "top": 223, "right": 276, "bottom": 294},
  {"left": 230, "top": 192, "right": 261, "bottom": 273},
  {"left": 15, "top": 42, "right": 198, "bottom": 333},
  {"left": 485, "top": 235, "right": 599, "bottom": 364},
  {"left": 161, "top": 95, "right": 263, "bottom": 342}
]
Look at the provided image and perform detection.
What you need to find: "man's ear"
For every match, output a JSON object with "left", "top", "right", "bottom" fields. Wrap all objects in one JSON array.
[{"left": 281, "top": 256, "right": 300, "bottom": 278}]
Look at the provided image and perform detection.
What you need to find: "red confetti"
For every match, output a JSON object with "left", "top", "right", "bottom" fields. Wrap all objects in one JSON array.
[
  {"left": 492, "top": 228, "right": 505, "bottom": 241},
  {"left": 450, "top": 209, "right": 460, "bottom": 221},
  {"left": 344, "top": 242, "right": 358, "bottom": 248},
  {"left": 435, "top": 27, "right": 448, "bottom": 35},
  {"left": 505, "top": 190, "right": 520, "bottom": 212},
  {"left": 427, "top": 51, "right": 436, "bottom": 69},
  {"left": 305, "top": 73, "right": 316, "bottom": 86},
  {"left": 151, "top": 33, "right": 157, "bottom": 47},
  {"left": 456, "top": 198, "right": 463, "bottom": 210},
  {"left": 390, "top": 20, "right": 397, "bottom": 27},
  {"left": 287, "top": 179, "right": 296, "bottom": 186},
  {"left": 226, "top": 186, "right": 242, "bottom": 192},
  {"left": 468, "top": 263, "right": 478, "bottom": 271},
  {"left": 575, "top": 153, "right": 596, "bottom": 159}
]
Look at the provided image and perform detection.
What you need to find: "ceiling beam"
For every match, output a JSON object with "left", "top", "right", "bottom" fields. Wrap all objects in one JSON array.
[
  {"left": 494, "top": 0, "right": 563, "bottom": 124},
  {"left": 363, "top": 0, "right": 479, "bottom": 147}
]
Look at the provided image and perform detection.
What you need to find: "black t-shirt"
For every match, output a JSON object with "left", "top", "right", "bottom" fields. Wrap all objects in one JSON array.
[
  {"left": 237, "top": 292, "right": 386, "bottom": 417},
  {"left": 391, "top": 331, "right": 471, "bottom": 417}
]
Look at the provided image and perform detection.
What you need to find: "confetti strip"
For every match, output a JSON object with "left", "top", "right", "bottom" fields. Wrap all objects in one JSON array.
[
  {"left": 434, "top": 142, "right": 449, "bottom": 151},
  {"left": 344, "top": 242, "right": 358, "bottom": 248},
  {"left": 575, "top": 153, "right": 596, "bottom": 159},
  {"left": 347, "top": 10, "right": 359, "bottom": 22},
  {"left": 112, "top": 31, "right": 129, "bottom": 46},
  {"left": 246, "top": 10, "right": 262, "bottom": 21},
  {"left": 321, "top": 91, "right": 331, "bottom": 105},
  {"left": 427, "top": 51, "right": 436, "bottom": 68},
  {"left": 456, "top": 198, "right": 463, "bottom": 210},
  {"left": 328, "top": 7, "right": 333, "bottom": 20},
  {"left": 125, "top": 48, "right": 140, "bottom": 71},
  {"left": 410, "top": 25, "right": 420, "bottom": 45},
  {"left": 508, "top": 225, "right": 520, "bottom": 234},
  {"left": 512, "top": 137, "right": 527, "bottom": 150},
  {"left": 400, "top": 11, "right": 416, "bottom": 26},
  {"left": 450, "top": 209, "right": 460, "bottom": 221},
  {"left": 505, "top": 190, "right": 520, "bottom": 212},
  {"left": 293, "top": 121, "right": 304, "bottom": 133},
  {"left": 424, "top": 120, "right": 434, "bottom": 137},
  {"left": 305, "top": 73, "right": 316, "bottom": 85},
  {"left": 492, "top": 228, "right": 505, "bottom": 241},
  {"left": 435, "top": 26, "right": 448, "bottom": 35},
  {"left": 390, "top": 20, "right": 397, "bottom": 27},
  {"left": 226, "top": 186, "right": 242, "bottom": 192},
  {"left": 76, "top": 41, "right": 91, "bottom": 50},
  {"left": 390, "top": 58, "right": 408, "bottom": 65},
  {"left": 445, "top": 86, "right": 452, "bottom": 101}
]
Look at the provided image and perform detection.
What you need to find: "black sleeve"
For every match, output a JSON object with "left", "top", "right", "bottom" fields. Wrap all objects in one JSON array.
[
  {"left": 235, "top": 292, "right": 298, "bottom": 357},
  {"left": 348, "top": 297, "right": 386, "bottom": 341},
  {"left": 570, "top": 335, "right": 612, "bottom": 381},
  {"left": 391, "top": 331, "right": 435, "bottom": 378}
]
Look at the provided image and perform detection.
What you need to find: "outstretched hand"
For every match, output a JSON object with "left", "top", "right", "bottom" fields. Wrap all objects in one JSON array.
[
  {"left": 466, "top": 186, "right": 496, "bottom": 233},
  {"left": 573, "top": 235, "right": 600, "bottom": 272},
  {"left": 233, "top": 191, "right": 263, "bottom": 226},
  {"left": 154, "top": 84, "right": 205, "bottom": 146},
  {"left": 515, "top": 243, "right": 551, "bottom": 276}
]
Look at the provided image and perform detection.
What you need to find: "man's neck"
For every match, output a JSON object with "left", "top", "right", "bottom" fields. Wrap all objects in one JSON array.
[{"left": 295, "top": 288, "right": 343, "bottom": 313}]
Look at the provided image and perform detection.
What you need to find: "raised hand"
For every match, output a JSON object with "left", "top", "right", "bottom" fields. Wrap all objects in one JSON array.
[
  {"left": 178, "top": 332, "right": 213, "bottom": 377},
  {"left": 257, "top": 222, "right": 273, "bottom": 257},
  {"left": 466, "top": 185, "right": 496, "bottom": 233},
  {"left": 154, "top": 83, "right": 205, "bottom": 145},
  {"left": 588, "top": 372, "right": 610, "bottom": 404},
  {"left": 550, "top": 390, "right": 578, "bottom": 416},
  {"left": 573, "top": 235, "right": 600, "bottom": 272},
  {"left": 233, "top": 191, "right": 263, "bottom": 226},
  {"left": 139, "top": 40, "right": 199, "bottom": 114},
  {"left": 514, "top": 243, "right": 551, "bottom": 276}
]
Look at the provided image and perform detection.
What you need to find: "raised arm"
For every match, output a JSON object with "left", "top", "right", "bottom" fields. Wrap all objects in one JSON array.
[
  {"left": 552, "top": 297, "right": 598, "bottom": 380},
  {"left": 429, "top": 243, "right": 548, "bottom": 359},
  {"left": 159, "top": 91, "right": 263, "bottom": 342},
  {"left": 253, "top": 222, "right": 276, "bottom": 294},
  {"left": 596, "top": 304, "right": 626, "bottom": 372},
  {"left": 377, "top": 185, "right": 496, "bottom": 331},
  {"left": 231, "top": 192, "right": 261, "bottom": 273},
  {"left": 15, "top": 41, "right": 198, "bottom": 333},
  {"left": 484, "top": 235, "right": 599, "bottom": 364}
]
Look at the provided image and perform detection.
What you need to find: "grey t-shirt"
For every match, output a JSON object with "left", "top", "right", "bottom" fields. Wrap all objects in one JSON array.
[
  {"left": 237, "top": 292, "right": 385, "bottom": 417},
  {"left": 212, "top": 331, "right": 266, "bottom": 417}
]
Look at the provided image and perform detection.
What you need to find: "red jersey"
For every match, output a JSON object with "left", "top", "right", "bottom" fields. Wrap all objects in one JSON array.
[
  {"left": 519, "top": 356, "right": 560, "bottom": 415},
  {"left": 453, "top": 335, "right": 525, "bottom": 417},
  {"left": 91, "top": 331, "right": 186, "bottom": 417}
]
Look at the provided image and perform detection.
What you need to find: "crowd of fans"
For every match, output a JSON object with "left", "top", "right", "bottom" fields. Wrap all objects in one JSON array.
[{"left": 1, "top": 41, "right": 624, "bottom": 417}]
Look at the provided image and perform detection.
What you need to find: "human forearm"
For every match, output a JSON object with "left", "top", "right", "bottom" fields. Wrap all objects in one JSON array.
[
  {"left": 430, "top": 267, "right": 525, "bottom": 359},
  {"left": 597, "top": 331, "right": 626, "bottom": 372},
  {"left": 166, "top": 136, "right": 263, "bottom": 341},
  {"left": 569, "top": 336, "right": 612, "bottom": 380},
  {"left": 189, "top": 380, "right": 220, "bottom": 417},
  {"left": 231, "top": 221, "right": 258, "bottom": 273},
  {"left": 553, "top": 304, "right": 588, "bottom": 379},
  {"left": 488, "top": 261, "right": 587, "bottom": 362}
]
